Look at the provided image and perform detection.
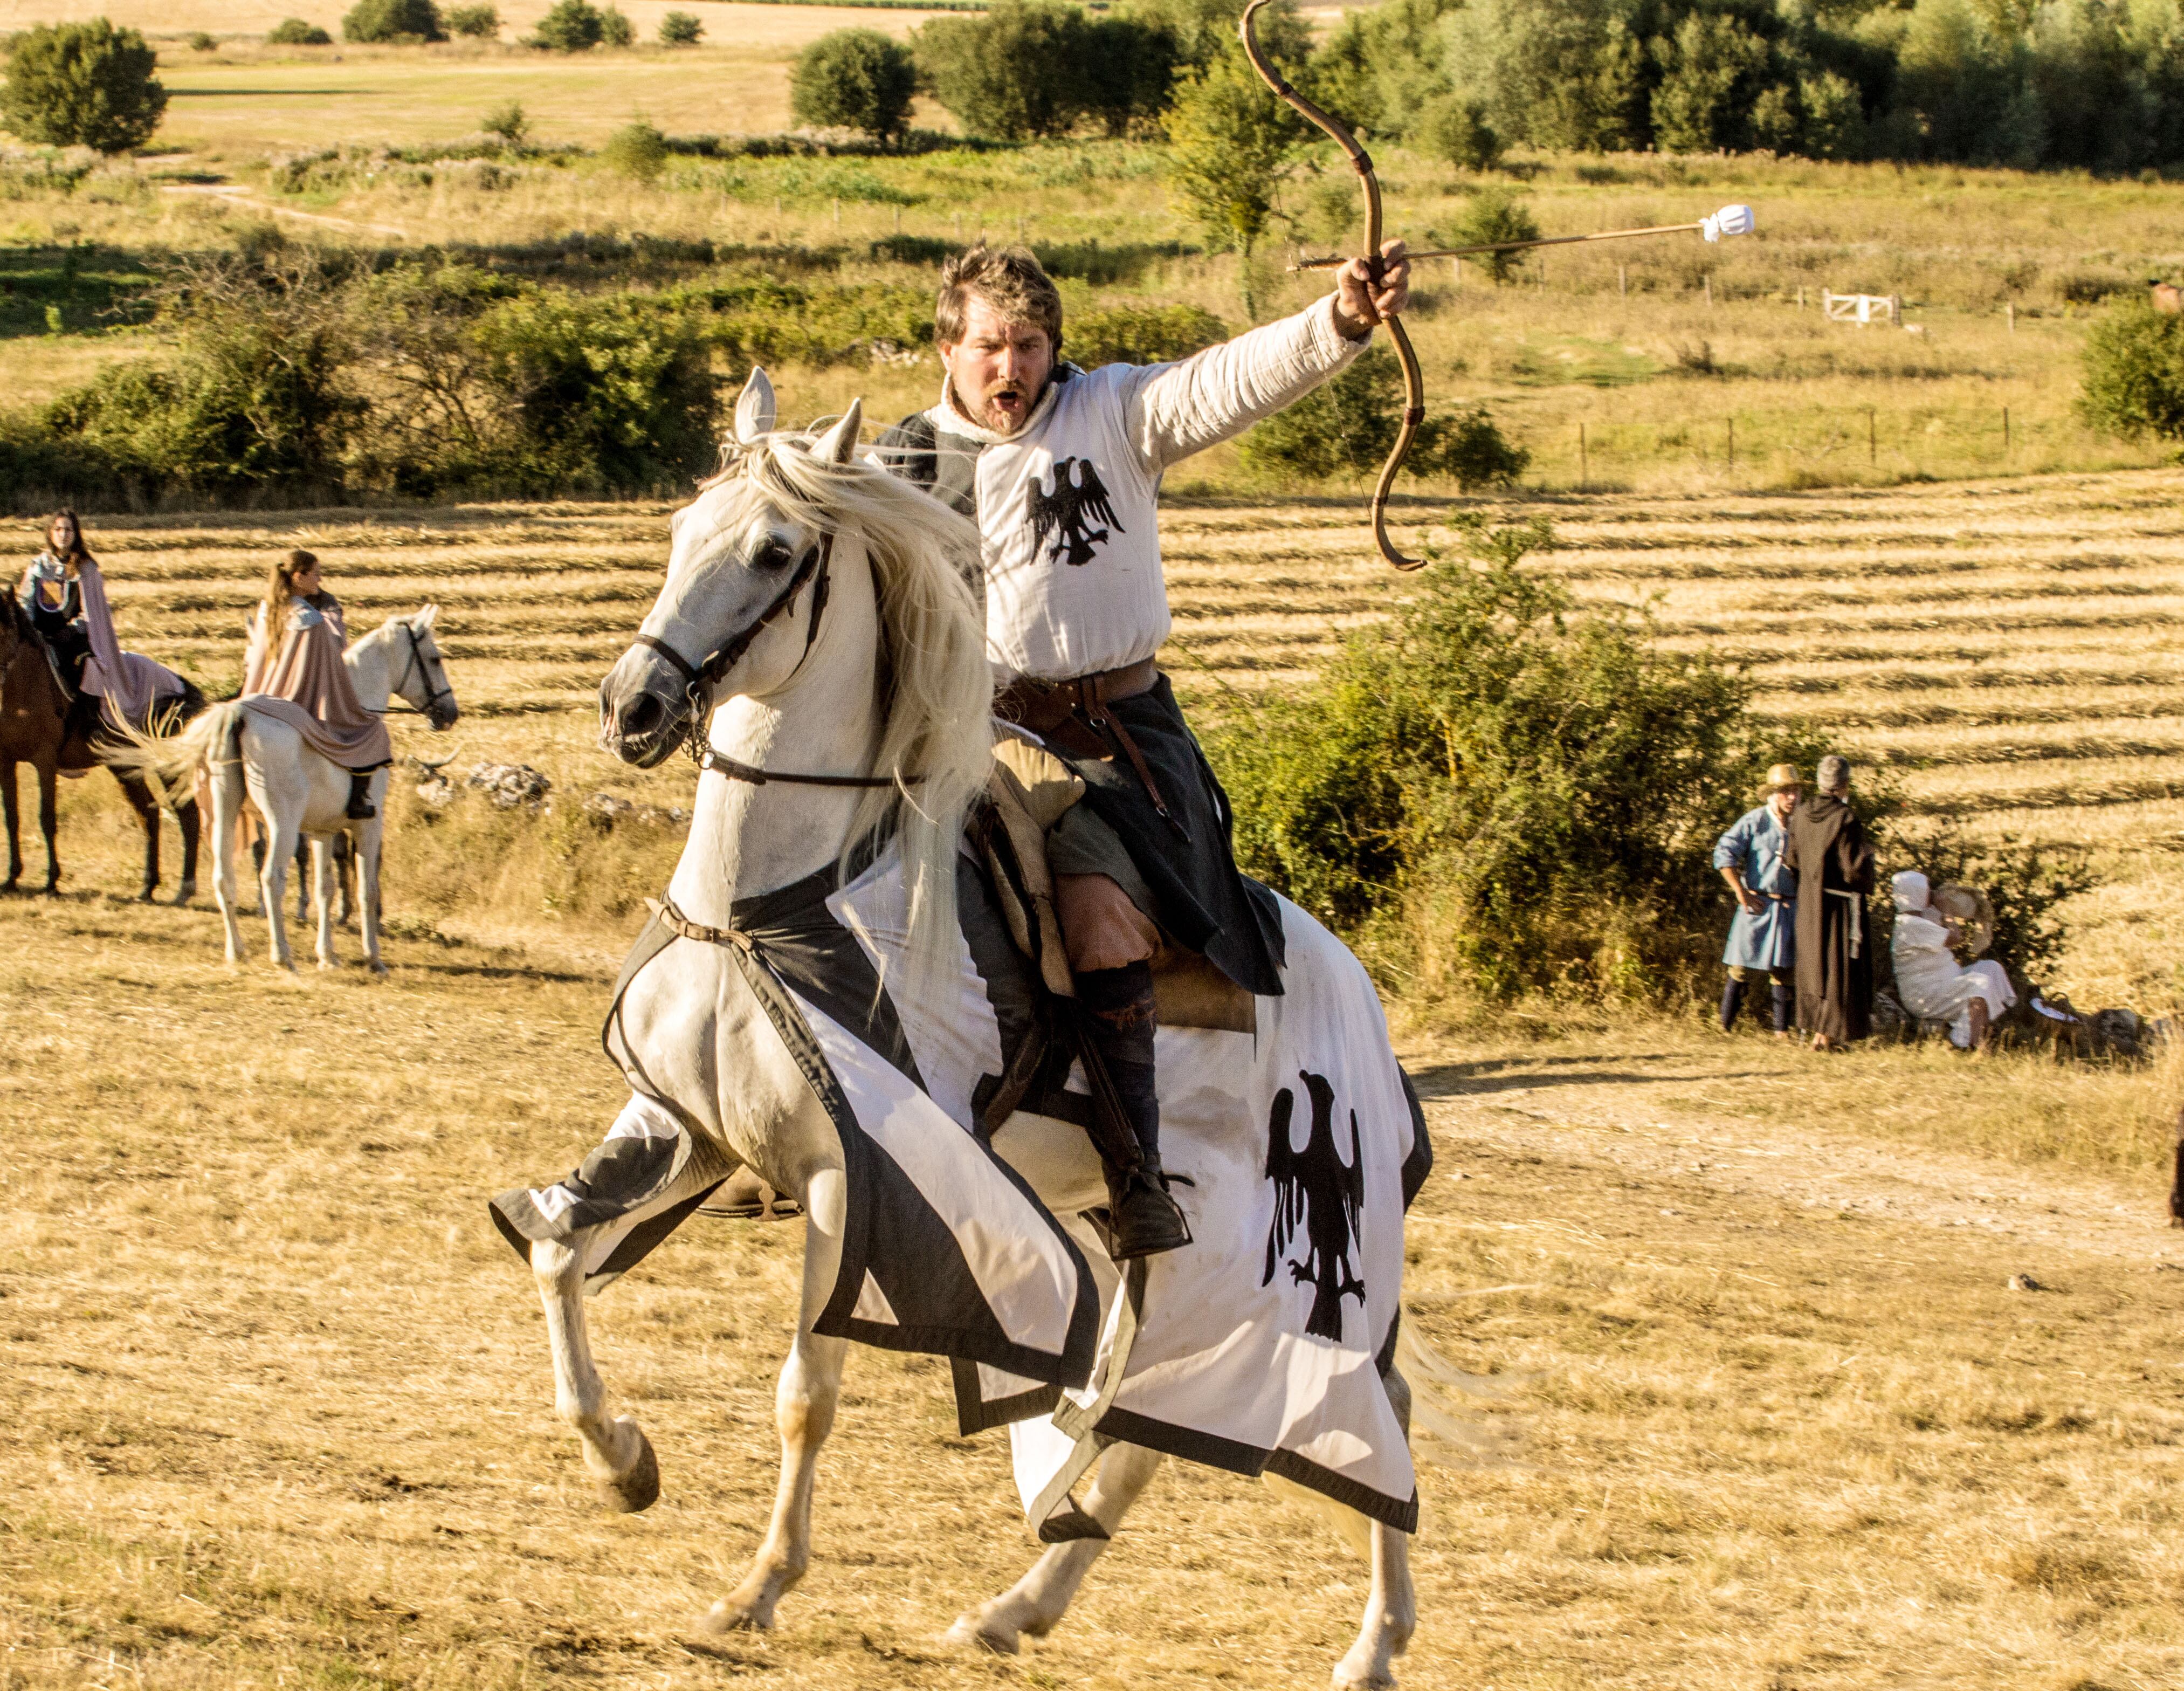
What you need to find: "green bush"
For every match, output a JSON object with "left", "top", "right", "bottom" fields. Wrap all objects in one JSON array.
[
  {"left": 1418, "top": 404, "right": 1528, "bottom": 490},
  {"left": 1237, "top": 345, "right": 1404, "bottom": 481},
  {"left": 2078, "top": 299, "right": 2184, "bottom": 444},
  {"left": 1439, "top": 187, "right": 1538, "bottom": 283},
  {"left": 188, "top": 31, "right": 218, "bottom": 52},
  {"left": 1417, "top": 94, "right": 1500, "bottom": 172},
  {"left": 343, "top": 0, "right": 447, "bottom": 44},
  {"left": 268, "top": 18, "right": 335, "bottom": 45},
  {"left": 791, "top": 29, "right": 919, "bottom": 146},
  {"left": 445, "top": 4, "right": 500, "bottom": 37},
  {"left": 600, "top": 6, "right": 635, "bottom": 48},
  {"left": 1067, "top": 303, "right": 1227, "bottom": 367},
  {"left": 913, "top": 1, "right": 1094, "bottom": 140},
  {"left": 528, "top": 0, "right": 606, "bottom": 51},
  {"left": 480, "top": 99, "right": 527, "bottom": 144},
  {"left": 0, "top": 20, "right": 168, "bottom": 154},
  {"left": 601, "top": 119, "right": 668, "bottom": 182},
  {"left": 1207, "top": 514, "right": 1833, "bottom": 1002},
  {"left": 659, "top": 10, "right": 703, "bottom": 45}
]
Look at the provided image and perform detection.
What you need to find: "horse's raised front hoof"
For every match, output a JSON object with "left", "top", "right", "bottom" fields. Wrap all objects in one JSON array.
[
  {"left": 593, "top": 1425, "right": 659, "bottom": 1514},
  {"left": 698, "top": 1598, "right": 773, "bottom": 1635},
  {"left": 945, "top": 1610, "right": 1024, "bottom": 1655}
]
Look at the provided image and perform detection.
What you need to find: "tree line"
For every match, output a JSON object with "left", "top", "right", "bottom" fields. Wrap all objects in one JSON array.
[{"left": 793, "top": 0, "right": 2184, "bottom": 173}]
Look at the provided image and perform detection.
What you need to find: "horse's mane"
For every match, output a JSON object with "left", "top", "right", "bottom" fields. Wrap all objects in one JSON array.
[{"left": 729, "top": 430, "right": 993, "bottom": 1006}]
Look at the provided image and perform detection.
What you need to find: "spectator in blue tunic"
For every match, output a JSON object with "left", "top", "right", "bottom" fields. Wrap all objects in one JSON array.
[{"left": 1713, "top": 763, "right": 1803, "bottom": 1035}]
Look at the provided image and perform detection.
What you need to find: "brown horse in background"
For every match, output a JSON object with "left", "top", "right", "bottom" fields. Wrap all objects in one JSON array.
[{"left": 0, "top": 592, "right": 203, "bottom": 901}]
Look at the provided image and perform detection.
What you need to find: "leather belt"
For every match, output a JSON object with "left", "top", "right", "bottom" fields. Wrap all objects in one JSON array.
[{"left": 996, "top": 658, "right": 1183, "bottom": 837}]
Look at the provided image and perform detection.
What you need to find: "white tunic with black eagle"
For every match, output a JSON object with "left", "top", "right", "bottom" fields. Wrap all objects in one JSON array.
[{"left": 891, "top": 297, "right": 1369, "bottom": 684}]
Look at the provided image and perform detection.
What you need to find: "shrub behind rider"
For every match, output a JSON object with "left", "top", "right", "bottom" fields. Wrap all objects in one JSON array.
[{"left": 877, "top": 240, "right": 1410, "bottom": 1259}]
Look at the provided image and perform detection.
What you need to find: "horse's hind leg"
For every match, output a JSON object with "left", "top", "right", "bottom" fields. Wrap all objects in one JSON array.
[
  {"left": 1332, "top": 1367, "right": 1416, "bottom": 1690},
  {"left": 209, "top": 766, "right": 246, "bottom": 962},
  {"left": 174, "top": 793, "right": 198, "bottom": 904},
  {"left": 532, "top": 1237, "right": 660, "bottom": 1511},
  {"left": 35, "top": 760, "right": 58, "bottom": 893},
  {"left": 257, "top": 807, "right": 299, "bottom": 970},
  {"left": 704, "top": 1165, "right": 849, "bottom": 1634},
  {"left": 947, "top": 1441, "right": 1166, "bottom": 1654}
]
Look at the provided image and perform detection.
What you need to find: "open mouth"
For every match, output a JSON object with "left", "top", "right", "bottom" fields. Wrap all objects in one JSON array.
[{"left": 986, "top": 385, "right": 1026, "bottom": 423}]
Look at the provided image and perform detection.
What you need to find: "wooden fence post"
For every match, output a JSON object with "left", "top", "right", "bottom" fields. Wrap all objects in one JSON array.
[{"left": 1867, "top": 408, "right": 1877, "bottom": 466}]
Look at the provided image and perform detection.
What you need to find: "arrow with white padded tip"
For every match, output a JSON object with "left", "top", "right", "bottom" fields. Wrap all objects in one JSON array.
[{"left": 1289, "top": 204, "right": 1756, "bottom": 271}]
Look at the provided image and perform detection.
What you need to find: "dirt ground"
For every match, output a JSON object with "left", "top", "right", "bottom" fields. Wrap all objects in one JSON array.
[{"left": 4, "top": 889, "right": 2181, "bottom": 1690}]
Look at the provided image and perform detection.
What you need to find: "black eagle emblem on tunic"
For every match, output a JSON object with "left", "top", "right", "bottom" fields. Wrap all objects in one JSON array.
[
  {"left": 1025, "top": 456, "right": 1122, "bottom": 566},
  {"left": 1263, "top": 1070, "right": 1368, "bottom": 1342}
]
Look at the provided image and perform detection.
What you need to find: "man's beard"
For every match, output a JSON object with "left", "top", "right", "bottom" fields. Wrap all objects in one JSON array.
[{"left": 955, "top": 376, "right": 1034, "bottom": 436}]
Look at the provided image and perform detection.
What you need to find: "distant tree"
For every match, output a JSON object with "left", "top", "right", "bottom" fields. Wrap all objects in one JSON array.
[
  {"left": 601, "top": 119, "right": 667, "bottom": 182},
  {"left": 659, "top": 11, "right": 704, "bottom": 46},
  {"left": 1651, "top": 11, "right": 1772, "bottom": 154},
  {"left": 343, "top": 0, "right": 447, "bottom": 45},
  {"left": 268, "top": 18, "right": 336, "bottom": 45},
  {"left": 1416, "top": 93, "right": 1500, "bottom": 171},
  {"left": 1162, "top": 47, "right": 1305, "bottom": 317},
  {"left": 1131, "top": 0, "right": 1310, "bottom": 77},
  {"left": 0, "top": 20, "right": 168, "bottom": 154},
  {"left": 1080, "top": 13, "right": 1178, "bottom": 137},
  {"left": 1438, "top": 187, "right": 1538, "bottom": 283},
  {"left": 913, "top": 1, "right": 1091, "bottom": 140},
  {"left": 791, "top": 29, "right": 918, "bottom": 146},
  {"left": 445, "top": 4, "right": 501, "bottom": 38},
  {"left": 2079, "top": 299, "right": 2184, "bottom": 442},
  {"left": 600, "top": 6, "right": 635, "bottom": 48},
  {"left": 189, "top": 31, "right": 218, "bottom": 52},
  {"left": 528, "top": 0, "right": 606, "bottom": 51},
  {"left": 480, "top": 99, "right": 528, "bottom": 143}
]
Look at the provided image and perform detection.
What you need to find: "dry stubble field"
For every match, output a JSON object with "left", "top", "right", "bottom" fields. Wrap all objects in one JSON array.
[{"left": 6, "top": 472, "right": 2184, "bottom": 1690}]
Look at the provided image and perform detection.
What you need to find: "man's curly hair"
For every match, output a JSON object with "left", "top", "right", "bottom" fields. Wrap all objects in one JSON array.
[{"left": 935, "top": 243, "right": 1063, "bottom": 354}]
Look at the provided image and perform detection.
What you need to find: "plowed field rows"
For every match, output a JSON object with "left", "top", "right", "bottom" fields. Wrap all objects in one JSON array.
[{"left": 64, "top": 465, "right": 2184, "bottom": 1002}]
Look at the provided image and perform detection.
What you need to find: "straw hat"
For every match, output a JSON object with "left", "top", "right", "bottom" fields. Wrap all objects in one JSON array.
[
  {"left": 1932, "top": 883, "right": 1995, "bottom": 956},
  {"left": 1763, "top": 762, "right": 1803, "bottom": 795}
]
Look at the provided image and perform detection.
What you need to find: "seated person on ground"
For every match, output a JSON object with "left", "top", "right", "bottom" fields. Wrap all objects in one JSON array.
[{"left": 1890, "top": 871, "right": 2015, "bottom": 1051}]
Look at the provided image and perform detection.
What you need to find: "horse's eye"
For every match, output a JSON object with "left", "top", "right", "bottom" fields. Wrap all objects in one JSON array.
[{"left": 753, "top": 539, "right": 796, "bottom": 572}]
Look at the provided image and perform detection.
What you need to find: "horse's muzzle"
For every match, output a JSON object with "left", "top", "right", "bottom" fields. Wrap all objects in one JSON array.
[{"left": 599, "top": 649, "right": 687, "bottom": 769}]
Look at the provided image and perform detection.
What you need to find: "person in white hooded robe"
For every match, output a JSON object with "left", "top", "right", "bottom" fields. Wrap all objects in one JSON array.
[{"left": 1890, "top": 870, "right": 2015, "bottom": 1050}]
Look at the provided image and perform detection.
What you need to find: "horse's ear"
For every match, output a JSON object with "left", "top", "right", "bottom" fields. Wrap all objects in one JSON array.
[
  {"left": 811, "top": 399, "right": 863, "bottom": 465},
  {"left": 414, "top": 603, "right": 439, "bottom": 631},
  {"left": 734, "top": 368, "right": 777, "bottom": 444}
]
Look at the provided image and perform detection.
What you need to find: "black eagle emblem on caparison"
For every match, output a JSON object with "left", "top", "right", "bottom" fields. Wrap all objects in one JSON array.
[
  {"left": 1263, "top": 1070, "right": 1368, "bottom": 1342},
  {"left": 1025, "top": 456, "right": 1122, "bottom": 566}
]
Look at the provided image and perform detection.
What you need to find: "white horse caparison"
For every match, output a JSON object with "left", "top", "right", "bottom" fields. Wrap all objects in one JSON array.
[
  {"left": 567, "top": 374, "right": 1417, "bottom": 1688},
  {"left": 134, "top": 607, "right": 457, "bottom": 972}
]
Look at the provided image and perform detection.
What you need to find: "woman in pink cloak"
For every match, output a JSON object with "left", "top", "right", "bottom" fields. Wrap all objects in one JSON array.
[
  {"left": 16, "top": 510, "right": 186, "bottom": 741},
  {"left": 243, "top": 549, "right": 391, "bottom": 819}
]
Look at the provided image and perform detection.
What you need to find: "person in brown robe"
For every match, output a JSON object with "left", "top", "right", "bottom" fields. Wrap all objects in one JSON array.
[{"left": 1782, "top": 754, "right": 1877, "bottom": 1049}]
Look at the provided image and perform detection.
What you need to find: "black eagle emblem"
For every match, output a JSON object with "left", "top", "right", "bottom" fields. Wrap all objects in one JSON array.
[
  {"left": 1263, "top": 1070, "right": 1368, "bottom": 1342},
  {"left": 1025, "top": 456, "right": 1122, "bottom": 566}
]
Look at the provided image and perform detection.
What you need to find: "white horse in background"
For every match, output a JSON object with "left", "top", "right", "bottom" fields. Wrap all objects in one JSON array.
[
  {"left": 550, "top": 378, "right": 1422, "bottom": 1688},
  {"left": 123, "top": 607, "right": 457, "bottom": 972}
]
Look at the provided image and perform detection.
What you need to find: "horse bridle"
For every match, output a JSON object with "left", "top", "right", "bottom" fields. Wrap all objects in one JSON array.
[
  {"left": 385, "top": 620, "right": 457, "bottom": 722},
  {"left": 632, "top": 532, "right": 916, "bottom": 790}
]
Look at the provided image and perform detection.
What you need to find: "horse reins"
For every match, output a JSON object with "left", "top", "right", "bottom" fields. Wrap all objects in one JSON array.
[{"left": 635, "top": 533, "right": 919, "bottom": 792}]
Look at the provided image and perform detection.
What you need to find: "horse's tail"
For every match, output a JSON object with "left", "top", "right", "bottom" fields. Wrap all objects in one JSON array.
[{"left": 103, "top": 700, "right": 240, "bottom": 813}]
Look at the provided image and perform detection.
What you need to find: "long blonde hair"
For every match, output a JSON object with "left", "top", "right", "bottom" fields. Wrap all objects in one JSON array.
[
  {"left": 261, "top": 548, "right": 316, "bottom": 634},
  {"left": 722, "top": 430, "right": 992, "bottom": 1005}
]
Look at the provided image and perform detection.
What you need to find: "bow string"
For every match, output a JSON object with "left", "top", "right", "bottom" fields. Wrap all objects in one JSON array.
[{"left": 1238, "top": 0, "right": 1426, "bottom": 570}]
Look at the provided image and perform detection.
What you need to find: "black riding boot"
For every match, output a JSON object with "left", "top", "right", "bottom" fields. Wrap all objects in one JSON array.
[
  {"left": 1718, "top": 977, "right": 1747, "bottom": 1033},
  {"left": 1771, "top": 981, "right": 1794, "bottom": 1034},
  {"left": 345, "top": 770, "right": 377, "bottom": 820},
  {"left": 1076, "top": 961, "right": 1191, "bottom": 1260}
]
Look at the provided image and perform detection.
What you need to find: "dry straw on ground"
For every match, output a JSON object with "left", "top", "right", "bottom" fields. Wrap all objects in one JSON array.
[{"left": 5, "top": 472, "right": 2184, "bottom": 1687}]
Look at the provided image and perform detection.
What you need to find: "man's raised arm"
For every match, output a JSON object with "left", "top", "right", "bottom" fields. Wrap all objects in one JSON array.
[{"left": 1126, "top": 242, "right": 1411, "bottom": 472}]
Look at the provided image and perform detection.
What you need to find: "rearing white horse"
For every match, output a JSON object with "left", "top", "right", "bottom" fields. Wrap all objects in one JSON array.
[
  {"left": 124, "top": 607, "right": 457, "bottom": 972},
  {"left": 529, "top": 382, "right": 1425, "bottom": 1688}
]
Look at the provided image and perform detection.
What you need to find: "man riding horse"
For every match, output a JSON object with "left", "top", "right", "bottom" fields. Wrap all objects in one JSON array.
[{"left": 876, "top": 239, "right": 1411, "bottom": 1259}]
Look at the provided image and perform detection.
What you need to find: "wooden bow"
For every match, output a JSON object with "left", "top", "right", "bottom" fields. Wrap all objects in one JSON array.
[{"left": 1238, "top": 0, "right": 1425, "bottom": 570}]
